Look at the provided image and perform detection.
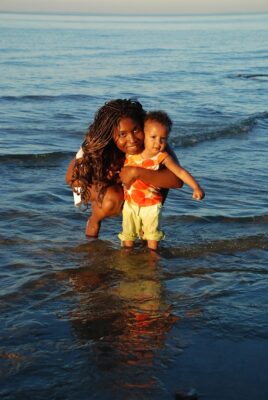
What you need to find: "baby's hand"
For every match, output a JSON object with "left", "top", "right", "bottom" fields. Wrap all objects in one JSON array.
[{"left": 192, "top": 187, "right": 205, "bottom": 201}]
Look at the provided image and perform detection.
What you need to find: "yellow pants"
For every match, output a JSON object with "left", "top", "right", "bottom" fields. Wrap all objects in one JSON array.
[{"left": 118, "top": 201, "right": 164, "bottom": 242}]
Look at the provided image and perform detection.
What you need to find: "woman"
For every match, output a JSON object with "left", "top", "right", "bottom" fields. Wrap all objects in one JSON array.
[{"left": 66, "top": 99, "right": 182, "bottom": 237}]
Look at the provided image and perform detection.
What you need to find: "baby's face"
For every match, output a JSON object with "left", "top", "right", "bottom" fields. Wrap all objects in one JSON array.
[{"left": 144, "top": 120, "right": 168, "bottom": 156}]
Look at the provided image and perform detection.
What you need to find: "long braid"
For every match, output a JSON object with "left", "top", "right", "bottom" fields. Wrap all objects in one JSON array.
[{"left": 71, "top": 99, "right": 146, "bottom": 205}]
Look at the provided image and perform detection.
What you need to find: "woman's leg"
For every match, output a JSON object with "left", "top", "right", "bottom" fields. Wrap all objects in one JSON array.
[{"left": 86, "top": 184, "right": 124, "bottom": 237}]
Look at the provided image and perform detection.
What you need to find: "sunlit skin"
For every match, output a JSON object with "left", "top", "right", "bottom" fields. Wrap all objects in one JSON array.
[
  {"left": 142, "top": 120, "right": 205, "bottom": 202},
  {"left": 113, "top": 117, "right": 144, "bottom": 155},
  {"left": 85, "top": 118, "right": 145, "bottom": 237},
  {"left": 122, "top": 119, "right": 205, "bottom": 251},
  {"left": 118, "top": 120, "right": 182, "bottom": 190},
  {"left": 142, "top": 120, "right": 168, "bottom": 157},
  {"left": 66, "top": 117, "right": 183, "bottom": 237}
]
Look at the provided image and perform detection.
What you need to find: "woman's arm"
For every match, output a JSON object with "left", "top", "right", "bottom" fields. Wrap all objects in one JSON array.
[
  {"left": 120, "top": 145, "right": 183, "bottom": 189},
  {"left": 120, "top": 166, "right": 183, "bottom": 189}
]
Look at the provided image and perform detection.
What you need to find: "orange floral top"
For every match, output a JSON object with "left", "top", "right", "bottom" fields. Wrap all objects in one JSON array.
[{"left": 124, "top": 151, "right": 168, "bottom": 207}]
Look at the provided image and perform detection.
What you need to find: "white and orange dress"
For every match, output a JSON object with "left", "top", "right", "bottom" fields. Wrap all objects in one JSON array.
[{"left": 118, "top": 151, "right": 168, "bottom": 242}]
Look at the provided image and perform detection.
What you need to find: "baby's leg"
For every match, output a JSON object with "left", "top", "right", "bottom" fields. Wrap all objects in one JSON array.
[
  {"left": 118, "top": 202, "right": 140, "bottom": 247},
  {"left": 122, "top": 240, "right": 134, "bottom": 249},
  {"left": 140, "top": 204, "right": 164, "bottom": 251},
  {"left": 86, "top": 184, "right": 124, "bottom": 237},
  {"left": 147, "top": 240, "right": 158, "bottom": 251}
]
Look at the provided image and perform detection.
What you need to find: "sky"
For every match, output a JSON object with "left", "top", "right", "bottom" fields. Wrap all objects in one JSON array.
[{"left": 0, "top": 0, "right": 268, "bottom": 15}]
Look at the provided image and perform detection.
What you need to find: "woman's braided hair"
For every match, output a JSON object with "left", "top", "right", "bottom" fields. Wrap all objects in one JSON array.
[{"left": 71, "top": 99, "right": 146, "bottom": 205}]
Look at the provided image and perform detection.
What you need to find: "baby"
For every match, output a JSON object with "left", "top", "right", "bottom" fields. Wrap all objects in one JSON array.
[{"left": 118, "top": 111, "right": 205, "bottom": 251}]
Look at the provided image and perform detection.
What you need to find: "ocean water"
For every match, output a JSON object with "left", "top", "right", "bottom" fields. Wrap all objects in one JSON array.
[{"left": 0, "top": 12, "right": 268, "bottom": 400}]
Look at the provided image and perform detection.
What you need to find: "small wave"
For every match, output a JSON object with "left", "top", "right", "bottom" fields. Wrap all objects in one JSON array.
[
  {"left": 0, "top": 235, "right": 32, "bottom": 246},
  {"left": 0, "top": 151, "right": 74, "bottom": 164},
  {"left": 233, "top": 73, "right": 268, "bottom": 80},
  {"left": 161, "top": 234, "right": 268, "bottom": 258},
  {"left": 172, "top": 111, "right": 268, "bottom": 147},
  {"left": 165, "top": 214, "right": 268, "bottom": 225},
  {"left": 0, "top": 94, "right": 95, "bottom": 103},
  {"left": 53, "top": 113, "right": 77, "bottom": 120}
]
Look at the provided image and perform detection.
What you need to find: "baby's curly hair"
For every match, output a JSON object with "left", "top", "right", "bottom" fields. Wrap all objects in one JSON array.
[
  {"left": 144, "top": 110, "right": 173, "bottom": 134},
  {"left": 71, "top": 99, "right": 146, "bottom": 205}
]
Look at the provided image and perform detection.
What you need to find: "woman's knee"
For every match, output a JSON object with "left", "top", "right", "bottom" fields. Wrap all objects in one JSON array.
[{"left": 101, "top": 185, "right": 124, "bottom": 216}]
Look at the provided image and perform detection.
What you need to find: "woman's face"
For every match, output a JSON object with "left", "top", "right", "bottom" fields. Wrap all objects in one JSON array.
[{"left": 113, "top": 117, "right": 144, "bottom": 155}]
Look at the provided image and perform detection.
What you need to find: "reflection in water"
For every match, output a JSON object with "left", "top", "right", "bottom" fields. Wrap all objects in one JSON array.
[{"left": 68, "top": 242, "right": 178, "bottom": 396}]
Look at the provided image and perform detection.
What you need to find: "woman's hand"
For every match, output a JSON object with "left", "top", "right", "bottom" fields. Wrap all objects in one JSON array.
[{"left": 119, "top": 166, "right": 138, "bottom": 188}]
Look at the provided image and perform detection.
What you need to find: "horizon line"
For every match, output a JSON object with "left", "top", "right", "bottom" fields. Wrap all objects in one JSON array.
[{"left": 1, "top": 10, "right": 268, "bottom": 17}]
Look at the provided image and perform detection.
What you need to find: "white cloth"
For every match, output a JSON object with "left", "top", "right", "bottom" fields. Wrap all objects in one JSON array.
[{"left": 73, "top": 147, "right": 83, "bottom": 207}]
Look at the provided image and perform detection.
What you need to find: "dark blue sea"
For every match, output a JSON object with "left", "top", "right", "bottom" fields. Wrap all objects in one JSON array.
[{"left": 0, "top": 12, "right": 268, "bottom": 400}]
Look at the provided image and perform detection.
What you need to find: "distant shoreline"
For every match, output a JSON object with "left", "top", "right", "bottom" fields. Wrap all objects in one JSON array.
[{"left": 1, "top": 10, "right": 268, "bottom": 17}]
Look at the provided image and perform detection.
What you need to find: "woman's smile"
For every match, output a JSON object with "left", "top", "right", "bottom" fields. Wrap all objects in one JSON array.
[{"left": 113, "top": 117, "right": 144, "bottom": 155}]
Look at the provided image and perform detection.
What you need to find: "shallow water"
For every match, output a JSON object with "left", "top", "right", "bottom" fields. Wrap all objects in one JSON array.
[{"left": 0, "top": 12, "right": 268, "bottom": 400}]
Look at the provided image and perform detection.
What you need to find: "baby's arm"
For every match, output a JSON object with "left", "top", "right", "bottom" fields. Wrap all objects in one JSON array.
[{"left": 162, "top": 155, "right": 205, "bottom": 200}]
